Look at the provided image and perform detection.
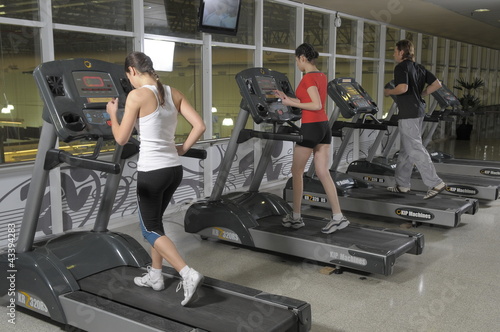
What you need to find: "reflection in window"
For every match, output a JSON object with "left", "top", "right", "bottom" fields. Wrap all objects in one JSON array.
[
  {"left": 336, "top": 18, "right": 357, "bottom": 56},
  {"left": 383, "top": 62, "right": 395, "bottom": 116},
  {"left": 157, "top": 43, "right": 202, "bottom": 143},
  {"left": 421, "top": 35, "right": 433, "bottom": 68},
  {"left": 385, "top": 27, "right": 399, "bottom": 60},
  {"left": 212, "top": 47, "right": 254, "bottom": 139},
  {"left": 52, "top": 0, "right": 132, "bottom": 31},
  {"left": 362, "top": 60, "right": 379, "bottom": 104},
  {"left": 53, "top": 30, "right": 133, "bottom": 158},
  {"left": 363, "top": 23, "right": 380, "bottom": 59},
  {"left": 0, "top": 2, "right": 39, "bottom": 20},
  {"left": 144, "top": 0, "right": 201, "bottom": 39},
  {"left": 304, "top": 10, "right": 329, "bottom": 53},
  {"left": 263, "top": 1, "right": 296, "bottom": 49},
  {"left": 213, "top": 0, "right": 254, "bottom": 45},
  {"left": 0, "top": 24, "right": 41, "bottom": 164}
]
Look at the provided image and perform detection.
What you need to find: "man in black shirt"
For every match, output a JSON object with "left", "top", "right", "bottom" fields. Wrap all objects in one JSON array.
[{"left": 384, "top": 39, "right": 446, "bottom": 199}]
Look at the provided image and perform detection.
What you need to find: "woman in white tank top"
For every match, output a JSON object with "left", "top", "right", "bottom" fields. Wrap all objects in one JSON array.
[{"left": 106, "top": 52, "right": 206, "bottom": 307}]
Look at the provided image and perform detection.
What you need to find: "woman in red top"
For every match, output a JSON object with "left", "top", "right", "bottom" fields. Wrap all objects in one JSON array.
[{"left": 275, "top": 43, "right": 349, "bottom": 234}]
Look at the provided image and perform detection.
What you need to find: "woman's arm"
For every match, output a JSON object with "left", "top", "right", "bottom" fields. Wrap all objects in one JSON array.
[
  {"left": 171, "top": 87, "right": 206, "bottom": 155},
  {"left": 106, "top": 90, "right": 141, "bottom": 145},
  {"left": 279, "top": 86, "right": 322, "bottom": 111}
]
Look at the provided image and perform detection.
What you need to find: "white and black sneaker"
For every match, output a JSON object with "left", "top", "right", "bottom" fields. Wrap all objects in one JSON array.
[
  {"left": 321, "top": 216, "right": 350, "bottom": 234},
  {"left": 282, "top": 214, "right": 305, "bottom": 229}
]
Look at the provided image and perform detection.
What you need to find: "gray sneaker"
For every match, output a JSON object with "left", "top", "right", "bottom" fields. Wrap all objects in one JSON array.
[
  {"left": 282, "top": 214, "right": 305, "bottom": 229},
  {"left": 322, "top": 216, "right": 350, "bottom": 234}
]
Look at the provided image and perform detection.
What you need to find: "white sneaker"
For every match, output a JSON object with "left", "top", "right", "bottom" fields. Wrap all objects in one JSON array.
[
  {"left": 424, "top": 182, "right": 446, "bottom": 199},
  {"left": 134, "top": 266, "right": 165, "bottom": 291},
  {"left": 321, "top": 216, "right": 350, "bottom": 234},
  {"left": 176, "top": 268, "right": 204, "bottom": 306}
]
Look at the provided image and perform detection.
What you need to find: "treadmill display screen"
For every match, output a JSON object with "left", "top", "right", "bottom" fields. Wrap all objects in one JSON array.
[
  {"left": 255, "top": 75, "right": 279, "bottom": 101},
  {"left": 72, "top": 71, "right": 119, "bottom": 100},
  {"left": 339, "top": 82, "right": 370, "bottom": 108}
]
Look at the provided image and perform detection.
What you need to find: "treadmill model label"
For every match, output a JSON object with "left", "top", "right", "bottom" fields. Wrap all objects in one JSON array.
[
  {"left": 362, "top": 176, "right": 385, "bottom": 183},
  {"left": 211, "top": 227, "right": 241, "bottom": 243},
  {"left": 395, "top": 208, "right": 434, "bottom": 221},
  {"left": 17, "top": 291, "right": 48, "bottom": 314},
  {"left": 480, "top": 168, "right": 500, "bottom": 177},
  {"left": 330, "top": 252, "right": 367, "bottom": 266},
  {"left": 303, "top": 194, "right": 327, "bottom": 203},
  {"left": 445, "top": 185, "right": 478, "bottom": 196}
]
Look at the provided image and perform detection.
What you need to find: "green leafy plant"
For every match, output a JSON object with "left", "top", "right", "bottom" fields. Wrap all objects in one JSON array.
[{"left": 453, "top": 77, "right": 484, "bottom": 123}]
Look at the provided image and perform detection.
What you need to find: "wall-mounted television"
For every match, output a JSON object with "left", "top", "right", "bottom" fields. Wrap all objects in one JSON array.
[{"left": 198, "top": 0, "right": 242, "bottom": 36}]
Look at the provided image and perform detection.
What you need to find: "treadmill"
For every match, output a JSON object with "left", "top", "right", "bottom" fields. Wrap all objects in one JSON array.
[
  {"left": 283, "top": 78, "right": 478, "bottom": 228},
  {"left": 347, "top": 82, "right": 500, "bottom": 201},
  {"left": 423, "top": 84, "right": 500, "bottom": 179},
  {"left": 0, "top": 59, "right": 311, "bottom": 332},
  {"left": 185, "top": 68, "right": 424, "bottom": 276}
]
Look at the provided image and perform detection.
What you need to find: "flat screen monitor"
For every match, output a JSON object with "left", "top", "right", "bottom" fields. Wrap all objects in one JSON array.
[{"left": 198, "top": 0, "right": 242, "bottom": 36}]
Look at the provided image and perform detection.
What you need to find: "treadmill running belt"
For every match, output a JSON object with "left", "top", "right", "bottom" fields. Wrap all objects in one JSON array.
[
  {"left": 256, "top": 216, "right": 417, "bottom": 257},
  {"left": 79, "top": 266, "right": 299, "bottom": 332}
]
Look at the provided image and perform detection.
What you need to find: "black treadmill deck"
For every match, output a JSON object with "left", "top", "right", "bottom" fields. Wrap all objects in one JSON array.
[{"left": 78, "top": 266, "right": 306, "bottom": 332}]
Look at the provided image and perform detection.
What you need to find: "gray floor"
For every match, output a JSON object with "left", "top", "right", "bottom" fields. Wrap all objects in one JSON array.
[{"left": 2, "top": 136, "right": 500, "bottom": 332}]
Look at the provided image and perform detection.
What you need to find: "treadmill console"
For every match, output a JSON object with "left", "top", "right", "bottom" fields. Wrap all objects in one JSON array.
[
  {"left": 33, "top": 58, "right": 132, "bottom": 142},
  {"left": 328, "top": 77, "right": 378, "bottom": 118},
  {"left": 431, "top": 83, "right": 461, "bottom": 109},
  {"left": 235, "top": 68, "right": 301, "bottom": 124}
]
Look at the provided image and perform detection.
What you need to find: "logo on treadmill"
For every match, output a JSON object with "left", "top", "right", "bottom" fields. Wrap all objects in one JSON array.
[
  {"left": 330, "top": 252, "right": 367, "bottom": 266},
  {"left": 84, "top": 60, "right": 92, "bottom": 68},
  {"left": 17, "top": 291, "right": 48, "bottom": 313},
  {"left": 480, "top": 168, "right": 500, "bottom": 176},
  {"left": 395, "top": 208, "right": 434, "bottom": 220},
  {"left": 362, "top": 176, "right": 385, "bottom": 183},
  {"left": 445, "top": 185, "right": 478, "bottom": 196},
  {"left": 303, "top": 194, "right": 327, "bottom": 203},
  {"left": 212, "top": 227, "right": 240, "bottom": 243}
]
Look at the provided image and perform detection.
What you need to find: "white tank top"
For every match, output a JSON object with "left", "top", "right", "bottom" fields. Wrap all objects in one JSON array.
[{"left": 135, "top": 85, "right": 181, "bottom": 172}]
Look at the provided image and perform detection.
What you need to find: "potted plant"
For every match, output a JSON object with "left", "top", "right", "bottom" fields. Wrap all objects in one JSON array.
[{"left": 453, "top": 77, "right": 484, "bottom": 140}]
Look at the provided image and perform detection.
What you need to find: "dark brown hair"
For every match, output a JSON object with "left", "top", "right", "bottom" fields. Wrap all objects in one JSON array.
[
  {"left": 396, "top": 39, "right": 415, "bottom": 61},
  {"left": 124, "top": 52, "right": 166, "bottom": 106},
  {"left": 295, "top": 43, "right": 319, "bottom": 63}
]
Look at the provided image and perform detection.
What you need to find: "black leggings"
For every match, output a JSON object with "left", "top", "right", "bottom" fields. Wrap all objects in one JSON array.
[{"left": 137, "top": 165, "right": 183, "bottom": 246}]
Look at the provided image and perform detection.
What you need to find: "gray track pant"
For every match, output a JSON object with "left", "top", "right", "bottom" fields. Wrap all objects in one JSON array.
[{"left": 396, "top": 117, "right": 442, "bottom": 189}]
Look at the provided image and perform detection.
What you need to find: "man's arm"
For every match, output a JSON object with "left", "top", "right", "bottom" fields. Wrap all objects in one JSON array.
[
  {"left": 384, "top": 83, "right": 408, "bottom": 97},
  {"left": 421, "top": 79, "right": 442, "bottom": 97}
]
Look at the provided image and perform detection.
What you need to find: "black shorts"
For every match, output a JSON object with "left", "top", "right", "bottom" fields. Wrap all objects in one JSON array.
[{"left": 297, "top": 121, "right": 332, "bottom": 148}]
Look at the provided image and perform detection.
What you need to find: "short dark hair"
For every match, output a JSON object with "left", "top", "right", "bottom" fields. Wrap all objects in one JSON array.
[{"left": 396, "top": 39, "right": 415, "bottom": 61}]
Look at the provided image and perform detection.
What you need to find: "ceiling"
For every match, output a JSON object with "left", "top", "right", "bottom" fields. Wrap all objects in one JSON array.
[{"left": 299, "top": 0, "right": 500, "bottom": 50}]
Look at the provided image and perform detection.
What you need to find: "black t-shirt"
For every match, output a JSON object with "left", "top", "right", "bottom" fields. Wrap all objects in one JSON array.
[{"left": 394, "top": 60, "right": 437, "bottom": 119}]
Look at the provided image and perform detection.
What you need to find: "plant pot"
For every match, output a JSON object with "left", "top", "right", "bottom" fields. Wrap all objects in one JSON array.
[{"left": 456, "top": 123, "right": 472, "bottom": 140}]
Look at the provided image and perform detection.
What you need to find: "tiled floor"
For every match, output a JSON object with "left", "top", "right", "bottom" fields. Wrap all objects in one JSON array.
[{"left": 2, "top": 136, "right": 500, "bottom": 331}]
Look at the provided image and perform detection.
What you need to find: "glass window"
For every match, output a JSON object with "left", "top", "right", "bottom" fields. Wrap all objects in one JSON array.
[
  {"left": 213, "top": 0, "right": 255, "bottom": 45},
  {"left": 52, "top": 0, "right": 132, "bottom": 31},
  {"left": 383, "top": 62, "right": 396, "bottom": 116},
  {"left": 0, "top": 1, "right": 39, "bottom": 20},
  {"left": 53, "top": 30, "right": 134, "bottom": 157},
  {"left": 460, "top": 43, "right": 469, "bottom": 68},
  {"left": 449, "top": 41, "right": 457, "bottom": 66},
  {"left": 420, "top": 35, "right": 433, "bottom": 68},
  {"left": 471, "top": 45, "right": 479, "bottom": 69},
  {"left": 144, "top": 0, "right": 200, "bottom": 39},
  {"left": 361, "top": 60, "right": 379, "bottom": 104},
  {"left": 212, "top": 47, "right": 254, "bottom": 139},
  {"left": 304, "top": 10, "right": 330, "bottom": 53},
  {"left": 158, "top": 43, "right": 202, "bottom": 143},
  {"left": 363, "top": 23, "right": 380, "bottom": 59},
  {"left": 0, "top": 24, "right": 42, "bottom": 164},
  {"left": 336, "top": 18, "right": 357, "bottom": 56},
  {"left": 404, "top": 31, "right": 415, "bottom": 43},
  {"left": 263, "top": 1, "right": 296, "bottom": 49},
  {"left": 385, "top": 27, "right": 399, "bottom": 60}
]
